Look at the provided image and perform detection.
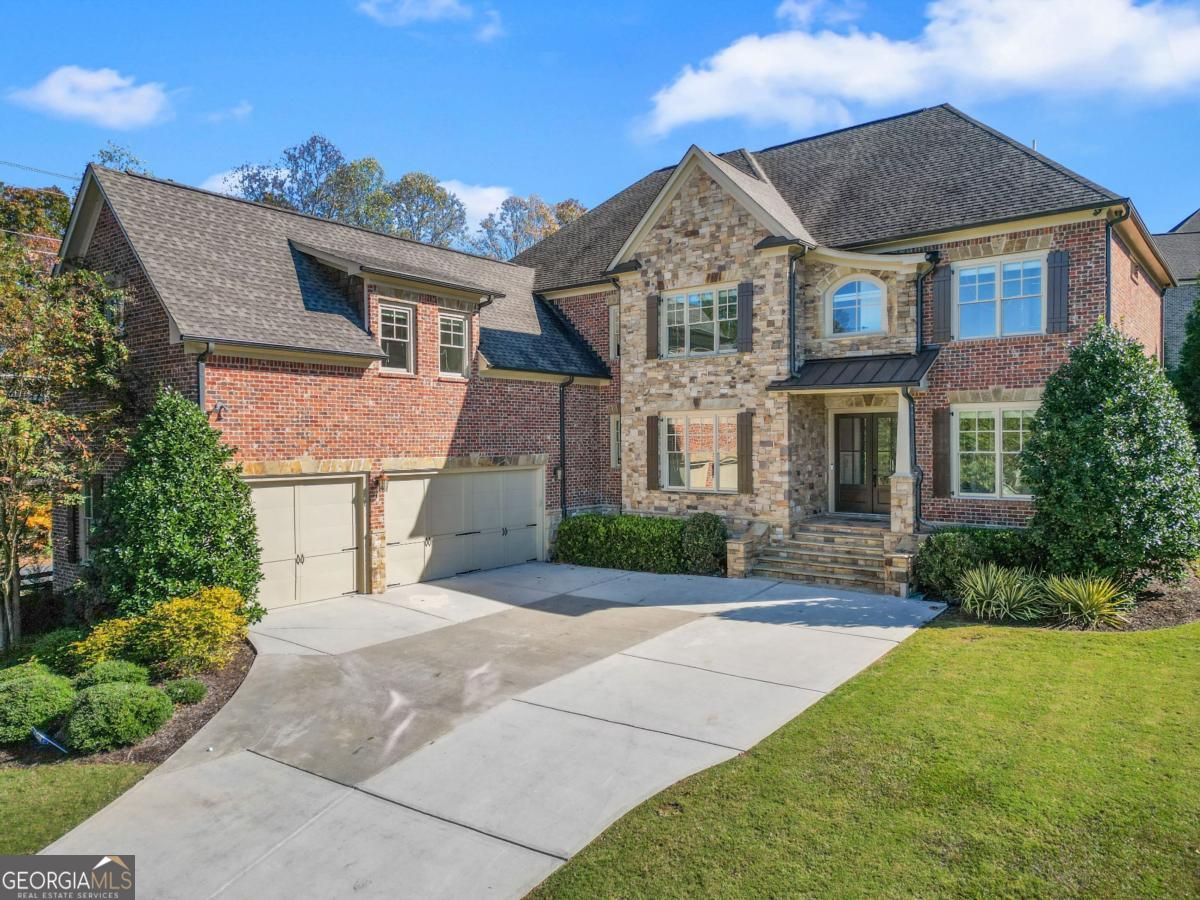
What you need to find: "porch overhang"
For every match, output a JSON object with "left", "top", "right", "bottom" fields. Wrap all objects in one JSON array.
[{"left": 766, "top": 349, "right": 939, "bottom": 393}]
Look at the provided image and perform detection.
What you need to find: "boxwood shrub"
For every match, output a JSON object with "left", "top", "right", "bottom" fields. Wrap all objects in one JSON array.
[
  {"left": 161, "top": 678, "right": 207, "bottom": 705},
  {"left": 555, "top": 512, "right": 728, "bottom": 575},
  {"left": 0, "top": 664, "right": 76, "bottom": 744},
  {"left": 911, "top": 527, "right": 1037, "bottom": 601},
  {"left": 22, "top": 628, "right": 87, "bottom": 675},
  {"left": 65, "top": 683, "right": 174, "bottom": 753},
  {"left": 73, "top": 659, "right": 150, "bottom": 690}
]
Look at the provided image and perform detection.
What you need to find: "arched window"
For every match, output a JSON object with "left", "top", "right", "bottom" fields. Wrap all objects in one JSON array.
[{"left": 829, "top": 278, "right": 884, "bottom": 335}]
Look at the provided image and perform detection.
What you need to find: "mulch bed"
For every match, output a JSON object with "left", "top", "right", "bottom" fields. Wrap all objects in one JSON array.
[
  {"left": 1127, "top": 571, "right": 1200, "bottom": 631},
  {"left": 0, "top": 640, "right": 255, "bottom": 768}
]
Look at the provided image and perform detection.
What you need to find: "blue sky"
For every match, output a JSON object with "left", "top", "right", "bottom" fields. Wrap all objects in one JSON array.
[{"left": 2, "top": 0, "right": 1199, "bottom": 233}]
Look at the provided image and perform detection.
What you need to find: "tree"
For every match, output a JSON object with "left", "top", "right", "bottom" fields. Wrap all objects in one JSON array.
[
  {"left": 1021, "top": 323, "right": 1200, "bottom": 587},
  {"left": 1, "top": 183, "right": 71, "bottom": 241},
  {"left": 228, "top": 134, "right": 348, "bottom": 218},
  {"left": 0, "top": 242, "right": 128, "bottom": 651},
  {"left": 94, "top": 142, "right": 150, "bottom": 175},
  {"left": 385, "top": 172, "right": 467, "bottom": 247},
  {"left": 88, "top": 387, "right": 262, "bottom": 620},
  {"left": 468, "top": 193, "right": 587, "bottom": 260},
  {"left": 1169, "top": 281, "right": 1200, "bottom": 433}
]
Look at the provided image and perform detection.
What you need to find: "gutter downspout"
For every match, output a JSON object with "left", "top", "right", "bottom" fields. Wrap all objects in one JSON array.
[
  {"left": 901, "top": 385, "right": 929, "bottom": 532},
  {"left": 559, "top": 376, "right": 575, "bottom": 520},
  {"left": 787, "top": 252, "right": 798, "bottom": 375},
  {"left": 1105, "top": 205, "right": 1132, "bottom": 325},
  {"left": 196, "top": 341, "right": 215, "bottom": 412},
  {"left": 916, "top": 251, "right": 939, "bottom": 352}
]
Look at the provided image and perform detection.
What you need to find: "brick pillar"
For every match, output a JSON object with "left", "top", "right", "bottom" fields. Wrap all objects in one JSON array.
[{"left": 367, "top": 471, "right": 387, "bottom": 594}]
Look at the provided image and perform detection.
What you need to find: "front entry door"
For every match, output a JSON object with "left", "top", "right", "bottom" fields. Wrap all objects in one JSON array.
[{"left": 834, "top": 413, "right": 896, "bottom": 515}]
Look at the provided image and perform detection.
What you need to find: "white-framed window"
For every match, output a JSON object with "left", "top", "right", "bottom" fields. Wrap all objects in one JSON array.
[
  {"left": 827, "top": 276, "right": 885, "bottom": 336},
  {"left": 79, "top": 475, "right": 103, "bottom": 562},
  {"left": 661, "top": 412, "right": 739, "bottom": 492},
  {"left": 662, "top": 286, "right": 738, "bottom": 357},
  {"left": 379, "top": 303, "right": 413, "bottom": 372},
  {"left": 610, "top": 414, "right": 621, "bottom": 468},
  {"left": 951, "top": 404, "right": 1038, "bottom": 499},
  {"left": 608, "top": 304, "right": 620, "bottom": 360},
  {"left": 438, "top": 312, "right": 468, "bottom": 376},
  {"left": 954, "top": 254, "right": 1046, "bottom": 340}
]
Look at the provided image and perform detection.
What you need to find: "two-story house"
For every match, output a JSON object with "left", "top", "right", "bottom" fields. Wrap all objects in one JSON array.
[{"left": 51, "top": 104, "right": 1172, "bottom": 604}]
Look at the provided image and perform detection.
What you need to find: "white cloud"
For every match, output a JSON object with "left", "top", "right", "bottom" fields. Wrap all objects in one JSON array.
[
  {"left": 200, "top": 169, "right": 240, "bottom": 194},
  {"left": 205, "top": 100, "right": 252, "bottom": 124},
  {"left": 475, "top": 9, "right": 505, "bottom": 42},
  {"left": 357, "top": 0, "right": 471, "bottom": 26},
  {"left": 646, "top": 0, "right": 1200, "bottom": 136},
  {"left": 8, "top": 65, "right": 170, "bottom": 129},
  {"left": 440, "top": 179, "right": 511, "bottom": 228}
]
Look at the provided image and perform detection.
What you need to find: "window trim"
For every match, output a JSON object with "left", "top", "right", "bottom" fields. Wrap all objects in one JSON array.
[
  {"left": 608, "top": 304, "right": 620, "bottom": 360},
  {"left": 951, "top": 251, "right": 1048, "bottom": 341},
  {"left": 950, "top": 402, "right": 1039, "bottom": 500},
  {"left": 79, "top": 476, "right": 101, "bottom": 563},
  {"left": 437, "top": 310, "right": 470, "bottom": 377},
  {"left": 610, "top": 414, "right": 621, "bottom": 469},
  {"left": 378, "top": 301, "right": 415, "bottom": 373},
  {"left": 824, "top": 273, "right": 887, "bottom": 339},
  {"left": 658, "top": 411, "right": 740, "bottom": 494},
  {"left": 660, "top": 281, "right": 740, "bottom": 359}
]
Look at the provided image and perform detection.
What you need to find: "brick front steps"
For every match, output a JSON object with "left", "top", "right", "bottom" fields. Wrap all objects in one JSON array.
[{"left": 751, "top": 519, "right": 889, "bottom": 594}]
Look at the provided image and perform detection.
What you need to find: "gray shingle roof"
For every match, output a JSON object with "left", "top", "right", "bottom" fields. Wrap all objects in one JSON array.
[
  {"left": 515, "top": 104, "right": 1121, "bottom": 292},
  {"left": 1154, "top": 232, "right": 1200, "bottom": 282},
  {"left": 767, "top": 350, "right": 940, "bottom": 392},
  {"left": 89, "top": 166, "right": 606, "bottom": 377},
  {"left": 1170, "top": 208, "right": 1200, "bottom": 234}
]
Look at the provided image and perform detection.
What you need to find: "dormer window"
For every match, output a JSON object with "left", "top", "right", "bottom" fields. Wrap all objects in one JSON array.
[{"left": 827, "top": 277, "right": 884, "bottom": 336}]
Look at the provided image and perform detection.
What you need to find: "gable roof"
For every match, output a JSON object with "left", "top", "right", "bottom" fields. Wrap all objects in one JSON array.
[
  {"left": 1154, "top": 232, "right": 1200, "bottom": 282},
  {"left": 516, "top": 104, "right": 1123, "bottom": 293},
  {"left": 64, "top": 166, "right": 607, "bottom": 377},
  {"left": 1170, "top": 207, "right": 1200, "bottom": 234}
]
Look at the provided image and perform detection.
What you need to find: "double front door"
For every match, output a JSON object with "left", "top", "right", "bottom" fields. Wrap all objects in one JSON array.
[{"left": 834, "top": 413, "right": 896, "bottom": 515}]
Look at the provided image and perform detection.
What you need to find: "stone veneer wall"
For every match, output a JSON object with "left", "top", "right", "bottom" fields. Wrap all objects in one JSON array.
[
  {"left": 619, "top": 167, "right": 791, "bottom": 532},
  {"left": 796, "top": 260, "right": 918, "bottom": 362}
]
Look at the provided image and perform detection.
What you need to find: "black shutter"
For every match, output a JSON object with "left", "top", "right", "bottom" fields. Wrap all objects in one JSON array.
[
  {"left": 646, "top": 416, "right": 660, "bottom": 491},
  {"left": 1047, "top": 249, "right": 1070, "bottom": 333},
  {"left": 736, "top": 281, "right": 753, "bottom": 352},
  {"left": 737, "top": 411, "right": 753, "bottom": 494},
  {"left": 67, "top": 504, "right": 80, "bottom": 564},
  {"left": 930, "top": 265, "right": 952, "bottom": 344},
  {"left": 646, "top": 294, "right": 659, "bottom": 359},
  {"left": 932, "top": 408, "right": 951, "bottom": 498}
]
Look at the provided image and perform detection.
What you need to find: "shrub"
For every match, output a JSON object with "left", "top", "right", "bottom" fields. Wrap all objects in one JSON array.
[
  {"left": 680, "top": 513, "right": 729, "bottom": 575},
  {"left": 0, "top": 667, "right": 75, "bottom": 744},
  {"left": 72, "top": 659, "right": 150, "bottom": 690},
  {"left": 65, "top": 682, "right": 173, "bottom": 753},
  {"left": 161, "top": 678, "right": 207, "bottom": 705},
  {"left": 1042, "top": 573, "right": 1133, "bottom": 630},
  {"left": 555, "top": 513, "right": 690, "bottom": 573},
  {"left": 911, "top": 527, "right": 1036, "bottom": 600},
  {"left": 134, "top": 596, "right": 247, "bottom": 676},
  {"left": 71, "top": 617, "right": 138, "bottom": 669},
  {"left": 1023, "top": 324, "right": 1200, "bottom": 587},
  {"left": 23, "top": 627, "right": 86, "bottom": 674},
  {"left": 87, "top": 387, "right": 264, "bottom": 621},
  {"left": 957, "top": 564, "right": 1045, "bottom": 622}
]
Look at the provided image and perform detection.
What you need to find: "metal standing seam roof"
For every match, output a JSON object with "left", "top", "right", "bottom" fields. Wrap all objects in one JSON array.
[
  {"left": 86, "top": 166, "right": 608, "bottom": 377},
  {"left": 766, "top": 349, "right": 940, "bottom": 391},
  {"left": 514, "top": 104, "right": 1121, "bottom": 293}
]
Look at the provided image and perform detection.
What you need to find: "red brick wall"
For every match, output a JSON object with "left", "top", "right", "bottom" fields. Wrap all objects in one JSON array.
[
  {"left": 1110, "top": 232, "right": 1163, "bottom": 361},
  {"left": 914, "top": 219, "right": 1108, "bottom": 527}
]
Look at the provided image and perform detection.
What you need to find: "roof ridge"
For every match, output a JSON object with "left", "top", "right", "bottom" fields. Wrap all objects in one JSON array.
[
  {"left": 937, "top": 104, "right": 1120, "bottom": 202},
  {"left": 89, "top": 164, "right": 530, "bottom": 271},
  {"left": 749, "top": 104, "right": 941, "bottom": 156},
  {"left": 740, "top": 148, "right": 770, "bottom": 183},
  {"left": 1169, "top": 207, "right": 1200, "bottom": 233}
]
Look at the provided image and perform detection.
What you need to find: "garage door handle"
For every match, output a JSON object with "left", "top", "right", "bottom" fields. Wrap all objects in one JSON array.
[
  {"left": 295, "top": 554, "right": 305, "bottom": 565},
  {"left": 456, "top": 530, "right": 480, "bottom": 537}
]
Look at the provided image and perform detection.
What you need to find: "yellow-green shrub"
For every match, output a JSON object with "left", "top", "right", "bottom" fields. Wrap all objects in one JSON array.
[
  {"left": 135, "top": 596, "right": 247, "bottom": 676},
  {"left": 72, "top": 618, "right": 139, "bottom": 669},
  {"left": 191, "top": 586, "right": 244, "bottom": 615}
]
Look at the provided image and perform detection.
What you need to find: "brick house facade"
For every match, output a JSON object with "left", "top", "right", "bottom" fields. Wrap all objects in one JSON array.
[{"left": 54, "top": 103, "right": 1174, "bottom": 602}]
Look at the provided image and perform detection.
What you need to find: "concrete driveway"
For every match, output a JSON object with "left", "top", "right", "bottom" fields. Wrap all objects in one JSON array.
[{"left": 48, "top": 563, "right": 943, "bottom": 898}]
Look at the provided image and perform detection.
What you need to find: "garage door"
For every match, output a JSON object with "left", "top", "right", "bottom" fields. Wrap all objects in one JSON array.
[
  {"left": 386, "top": 468, "right": 542, "bottom": 587},
  {"left": 251, "top": 480, "right": 360, "bottom": 609}
]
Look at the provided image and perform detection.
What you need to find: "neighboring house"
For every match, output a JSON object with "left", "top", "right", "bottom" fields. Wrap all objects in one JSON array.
[
  {"left": 1155, "top": 208, "right": 1200, "bottom": 368},
  {"left": 52, "top": 104, "right": 1173, "bottom": 602}
]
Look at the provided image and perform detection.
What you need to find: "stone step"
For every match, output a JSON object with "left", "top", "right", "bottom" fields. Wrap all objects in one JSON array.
[
  {"left": 796, "top": 519, "right": 890, "bottom": 538},
  {"left": 758, "top": 548, "right": 885, "bottom": 576},
  {"left": 750, "top": 561, "right": 888, "bottom": 594},
  {"left": 781, "top": 534, "right": 887, "bottom": 555}
]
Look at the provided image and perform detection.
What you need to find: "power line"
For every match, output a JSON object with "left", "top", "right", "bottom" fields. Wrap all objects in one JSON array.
[{"left": 0, "top": 159, "right": 78, "bottom": 181}]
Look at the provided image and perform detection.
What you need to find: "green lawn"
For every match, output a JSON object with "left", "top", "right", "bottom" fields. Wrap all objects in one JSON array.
[
  {"left": 536, "top": 618, "right": 1200, "bottom": 898},
  {"left": 0, "top": 762, "right": 150, "bottom": 855}
]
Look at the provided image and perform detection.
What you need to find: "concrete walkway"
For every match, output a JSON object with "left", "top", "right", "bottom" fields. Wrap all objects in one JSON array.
[{"left": 48, "top": 564, "right": 944, "bottom": 898}]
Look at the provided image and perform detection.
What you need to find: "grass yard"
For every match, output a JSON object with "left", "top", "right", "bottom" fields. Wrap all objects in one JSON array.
[
  {"left": 535, "top": 617, "right": 1200, "bottom": 898},
  {"left": 0, "top": 762, "right": 150, "bottom": 855}
]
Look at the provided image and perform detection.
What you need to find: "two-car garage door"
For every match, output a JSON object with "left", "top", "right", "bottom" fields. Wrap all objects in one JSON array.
[
  {"left": 386, "top": 468, "right": 542, "bottom": 587},
  {"left": 249, "top": 468, "right": 543, "bottom": 609}
]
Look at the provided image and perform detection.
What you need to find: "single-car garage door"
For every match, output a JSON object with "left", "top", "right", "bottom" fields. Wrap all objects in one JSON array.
[
  {"left": 386, "top": 468, "right": 542, "bottom": 587},
  {"left": 251, "top": 479, "right": 361, "bottom": 609}
]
